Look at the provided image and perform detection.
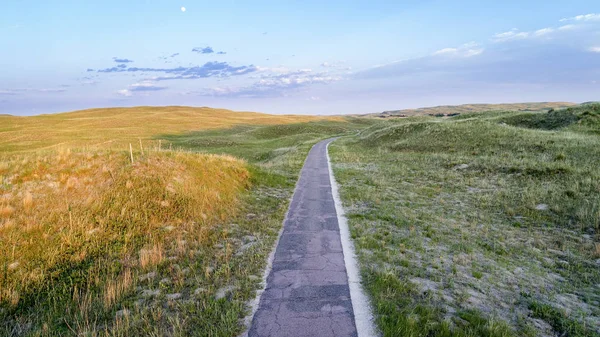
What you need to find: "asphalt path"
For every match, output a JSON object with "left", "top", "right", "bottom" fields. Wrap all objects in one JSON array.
[{"left": 248, "top": 138, "right": 358, "bottom": 337}]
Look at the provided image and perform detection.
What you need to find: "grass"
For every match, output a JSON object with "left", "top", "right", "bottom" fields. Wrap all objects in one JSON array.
[
  {"left": 0, "top": 106, "right": 337, "bottom": 154},
  {"left": 0, "top": 149, "right": 251, "bottom": 335},
  {"left": 5, "top": 102, "right": 599, "bottom": 336},
  {"left": 0, "top": 108, "right": 373, "bottom": 336},
  {"left": 329, "top": 105, "right": 600, "bottom": 336},
  {"left": 161, "top": 118, "right": 376, "bottom": 181}
]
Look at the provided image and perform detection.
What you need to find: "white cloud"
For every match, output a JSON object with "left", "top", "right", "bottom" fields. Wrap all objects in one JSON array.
[
  {"left": 0, "top": 88, "right": 66, "bottom": 95},
  {"left": 129, "top": 81, "right": 166, "bottom": 91},
  {"left": 117, "top": 89, "right": 132, "bottom": 97},
  {"left": 115, "top": 81, "right": 166, "bottom": 97},
  {"left": 433, "top": 48, "right": 458, "bottom": 55},
  {"left": 560, "top": 13, "right": 600, "bottom": 22},
  {"left": 492, "top": 29, "right": 530, "bottom": 42},
  {"left": 433, "top": 42, "right": 483, "bottom": 57},
  {"left": 492, "top": 22, "right": 583, "bottom": 43},
  {"left": 533, "top": 28, "right": 554, "bottom": 36},
  {"left": 320, "top": 61, "right": 347, "bottom": 69},
  {"left": 558, "top": 24, "right": 577, "bottom": 31},
  {"left": 589, "top": 47, "right": 600, "bottom": 53},
  {"left": 201, "top": 71, "right": 342, "bottom": 98}
]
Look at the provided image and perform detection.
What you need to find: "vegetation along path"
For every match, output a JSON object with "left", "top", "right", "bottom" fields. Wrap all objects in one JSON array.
[{"left": 248, "top": 138, "right": 374, "bottom": 337}]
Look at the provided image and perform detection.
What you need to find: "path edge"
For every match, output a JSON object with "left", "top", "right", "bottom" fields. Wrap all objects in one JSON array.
[{"left": 326, "top": 140, "right": 379, "bottom": 337}]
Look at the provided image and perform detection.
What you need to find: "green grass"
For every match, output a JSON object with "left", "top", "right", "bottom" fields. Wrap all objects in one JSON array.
[
  {"left": 500, "top": 104, "right": 600, "bottom": 132},
  {"left": 530, "top": 301, "right": 597, "bottom": 337},
  {"left": 4, "top": 103, "right": 600, "bottom": 336},
  {"left": 161, "top": 118, "right": 376, "bottom": 181},
  {"left": 330, "top": 105, "right": 600, "bottom": 336}
]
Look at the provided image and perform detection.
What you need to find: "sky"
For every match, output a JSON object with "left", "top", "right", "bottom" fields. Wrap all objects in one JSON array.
[{"left": 1, "top": 0, "right": 599, "bottom": 116}]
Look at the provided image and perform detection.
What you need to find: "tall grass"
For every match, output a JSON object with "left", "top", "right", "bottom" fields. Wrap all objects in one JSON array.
[{"left": 0, "top": 148, "right": 249, "bottom": 334}]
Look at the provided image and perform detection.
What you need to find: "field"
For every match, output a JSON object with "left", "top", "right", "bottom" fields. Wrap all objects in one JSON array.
[
  {"left": 2, "top": 103, "right": 599, "bottom": 336},
  {"left": 0, "top": 106, "right": 333, "bottom": 154},
  {"left": 330, "top": 104, "right": 600, "bottom": 336},
  {"left": 0, "top": 107, "right": 371, "bottom": 336},
  {"left": 372, "top": 102, "right": 576, "bottom": 117}
]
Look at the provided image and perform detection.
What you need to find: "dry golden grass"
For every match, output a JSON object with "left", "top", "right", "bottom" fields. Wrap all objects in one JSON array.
[
  {"left": 0, "top": 106, "right": 337, "bottom": 153},
  {"left": 0, "top": 148, "right": 249, "bottom": 308},
  {"left": 103, "top": 268, "right": 133, "bottom": 309}
]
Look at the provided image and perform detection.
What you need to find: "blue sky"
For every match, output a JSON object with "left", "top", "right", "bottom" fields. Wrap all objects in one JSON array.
[{"left": 1, "top": 0, "right": 599, "bottom": 115}]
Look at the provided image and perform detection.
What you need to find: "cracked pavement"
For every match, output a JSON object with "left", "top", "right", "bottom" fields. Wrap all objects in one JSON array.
[{"left": 248, "top": 139, "right": 358, "bottom": 337}]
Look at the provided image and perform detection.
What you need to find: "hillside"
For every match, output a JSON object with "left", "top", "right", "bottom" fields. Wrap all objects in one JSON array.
[
  {"left": 0, "top": 106, "right": 335, "bottom": 153},
  {"left": 330, "top": 104, "right": 600, "bottom": 336},
  {"left": 370, "top": 102, "right": 576, "bottom": 117},
  {"left": 0, "top": 107, "right": 370, "bottom": 336}
]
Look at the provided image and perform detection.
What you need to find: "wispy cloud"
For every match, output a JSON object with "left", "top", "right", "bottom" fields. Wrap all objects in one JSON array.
[
  {"left": 492, "top": 29, "right": 530, "bottom": 42},
  {"left": 558, "top": 24, "right": 576, "bottom": 31},
  {"left": 170, "top": 53, "right": 179, "bottom": 58},
  {"left": 95, "top": 61, "right": 257, "bottom": 80},
  {"left": 320, "top": 61, "right": 351, "bottom": 70},
  {"left": 197, "top": 70, "right": 341, "bottom": 98},
  {"left": 560, "top": 13, "right": 600, "bottom": 22},
  {"left": 129, "top": 81, "right": 167, "bottom": 91},
  {"left": 116, "top": 89, "right": 132, "bottom": 97},
  {"left": 433, "top": 42, "right": 484, "bottom": 57},
  {"left": 0, "top": 88, "right": 67, "bottom": 95},
  {"left": 356, "top": 28, "right": 600, "bottom": 88},
  {"left": 116, "top": 81, "right": 167, "bottom": 97},
  {"left": 192, "top": 46, "right": 214, "bottom": 54},
  {"left": 0, "top": 90, "right": 18, "bottom": 96},
  {"left": 491, "top": 18, "right": 591, "bottom": 43},
  {"left": 113, "top": 57, "right": 134, "bottom": 63},
  {"left": 533, "top": 28, "right": 554, "bottom": 36}
]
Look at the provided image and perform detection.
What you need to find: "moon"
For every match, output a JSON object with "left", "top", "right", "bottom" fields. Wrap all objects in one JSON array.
[{"left": 181, "top": 7, "right": 186, "bottom": 12}]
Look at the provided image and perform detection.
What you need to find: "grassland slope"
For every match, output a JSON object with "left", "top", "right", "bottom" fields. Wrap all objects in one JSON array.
[
  {"left": 1, "top": 149, "right": 250, "bottom": 335},
  {"left": 0, "top": 110, "right": 373, "bottom": 336},
  {"left": 0, "top": 106, "right": 335, "bottom": 153},
  {"left": 331, "top": 105, "right": 600, "bottom": 336}
]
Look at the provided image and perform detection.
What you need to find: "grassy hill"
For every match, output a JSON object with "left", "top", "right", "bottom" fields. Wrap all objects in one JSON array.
[
  {"left": 330, "top": 104, "right": 600, "bottom": 337},
  {"left": 2, "top": 103, "right": 599, "bottom": 336},
  {"left": 370, "top": 102, "right": 576, "bottom": 117},
  {"left": 0, "top": 106, "right": 334, "bottom": 153},
  {"left": 0, "top": 106, "right": 369, "bottom": 336}
]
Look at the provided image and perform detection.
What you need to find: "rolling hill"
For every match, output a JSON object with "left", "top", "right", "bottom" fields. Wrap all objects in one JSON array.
[
  {"left": 369, "top": 102, "right": 576, "bottom": 117},
  {"left": 0, "top": 106, "right": 335, "bottom": 153}
]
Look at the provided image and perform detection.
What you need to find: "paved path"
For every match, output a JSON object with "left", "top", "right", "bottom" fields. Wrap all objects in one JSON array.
[{"left": 248, "top": 139, "right": 358, "bottom": 337}]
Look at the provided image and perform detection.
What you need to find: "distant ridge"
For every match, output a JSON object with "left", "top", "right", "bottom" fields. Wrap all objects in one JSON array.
[
  {"left": 0, "top": 106, "right": 335, "bottom": 153},
  {"left": 369, "top": 102, "right": 577, "bottom": 117}
]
